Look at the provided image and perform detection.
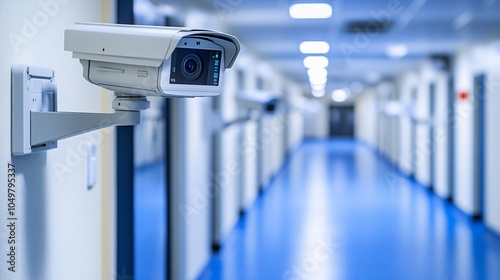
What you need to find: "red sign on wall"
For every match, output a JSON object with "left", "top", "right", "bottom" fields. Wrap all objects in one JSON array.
[{"left": 458, "top": 91, "right": 469, "bottom": 100}]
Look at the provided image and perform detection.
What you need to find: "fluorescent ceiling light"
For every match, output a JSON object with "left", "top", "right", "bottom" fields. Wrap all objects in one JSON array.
[
  {"left": 310, "top": 76, "right": 327, "bottom": 85},
  {"left": 311, "top": 83, "right": 326, "bottom": 91},
  {"left": 312, "top": 89, "right": 326, "bottom": 97},
  {"left": 303, "top": 56, "right": 329, "bottom": 69},
  {"left": 386, "top": 44, "right": 408, "bottom": 59},
  {"left": 308, "top": 68, "right": 328, "bottom": 79},
  {"left": 331, "top": 89, "right": 349, "bottom": 102},
  {"left": 300, "top": 41, "right": 330, "bottom": 54},
  {"left": 290, "top": 3, "right": 333, "bottom": 19}
]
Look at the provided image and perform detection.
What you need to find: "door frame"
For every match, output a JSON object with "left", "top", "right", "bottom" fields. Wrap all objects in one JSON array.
[{"left": 473, "top": 74, "right": 486, "bottom": 219}]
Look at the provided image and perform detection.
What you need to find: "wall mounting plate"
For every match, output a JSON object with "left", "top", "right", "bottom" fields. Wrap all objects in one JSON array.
[
  {"left": 12, "top": 65, "right": 143, "bottom": 157},
  {"left": 12, "top": 65, "right": 58, "bottom": 155}
]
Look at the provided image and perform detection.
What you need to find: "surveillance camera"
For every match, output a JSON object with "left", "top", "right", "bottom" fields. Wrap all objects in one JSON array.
[
  {"left": 11, "top": 23, "right": 240, "bottom": 155},
  {"left": 236, "top": 90, "right": 280, "bottom": 113},
  {"left": 64, "top": 22, "right": 240, "bottom": 98}
]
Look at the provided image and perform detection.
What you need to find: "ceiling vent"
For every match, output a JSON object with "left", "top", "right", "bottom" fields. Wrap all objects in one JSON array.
[{"left": 344, "top": 20, "right": 393, "bottom": 34}]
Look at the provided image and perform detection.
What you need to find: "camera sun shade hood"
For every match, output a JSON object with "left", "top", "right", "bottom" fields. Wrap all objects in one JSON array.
[{"left": 64, "top": 22, "right": 241, "bottom": 69}]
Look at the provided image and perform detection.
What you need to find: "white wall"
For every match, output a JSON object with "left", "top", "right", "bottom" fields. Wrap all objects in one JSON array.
[
  {"left": 381, "top": 59, "right": 452, "bottom": 197},
  {"left": 184, "top": 97, "right": 214, "bottom": 280},
  {"left": 219, "top": 125, "right": 241, "bottom": 239},
  {"left": 433, "top": 71, "right": 451, "bottom": 199},
  {"left": 215, "top": 63, "right": 241, "bottom": 246},
  {"left": 354, "top": 90, "right": 377, "bottom": 146},
  {"left": 242, "top": 121, "right": 259, "bottom": 209},
  {"left": 413, "top": 61, "right": 434, "bottom": 187},
  {"left": 258, "top": 65, "right": 286, "bottom": 189},
  {"left": 288, "top": 111, "right": 305, "bottom": 150},
  {"left": 393, "top": 61, "right": 444, "bottom": 188},
  {"left": 453, "top": 48, "right": 476, "bottom": 215},
  {"left": 394, "top": 61, "right": 449, "bottom": 194},
  {"left": 269, "top": 74, "right": 287, "bottom": 177},
  {"left": 0, "top": 1, "right": 107, "bottom": 279},
  {"left": 363, "top": 36, "right": 500, "bottom": 236},
  {"left": 229, "top": 56, "right": 304, "bottom": 214},
  {"left": 286, "top": 83, "right": 305, "bottom": 151},
  {"left": 389, "top": 85, "right": 401, "bottom": 165},
  {"left": 270, "top": 112, "right": 287, "bottom": 175},
  {"left": 261, "top": 115, "right": 274, "bottom": 188},
  {"left": 485, "top": 69, "right": 500, "bottom": 234},
  {"left": 453, "top": 39, "right": 500, "bottom": 225},
  {"left": 303, "top": 99, "right": 328, "bottom": 138},
  {"left": 377, "top": 82, "right": 399, "bottom": 163},
  {"left": 397, "top": 71, "right": 418, "bottom": 175},
  {"left": 239, "top": 53, "right": 260, "bottom": 210}
]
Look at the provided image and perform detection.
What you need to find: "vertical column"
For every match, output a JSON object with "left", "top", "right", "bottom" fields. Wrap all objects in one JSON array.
[
  {"left": 116, "top": 0, "right": 135, "bottom": 277},
  {"left": 167, "top": 99, "right": 187, "bottom": 280}
]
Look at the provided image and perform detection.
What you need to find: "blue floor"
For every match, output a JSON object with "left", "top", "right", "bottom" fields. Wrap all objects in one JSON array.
[{"left": 198, "top": 139, "right": 500, "bottom": 280}]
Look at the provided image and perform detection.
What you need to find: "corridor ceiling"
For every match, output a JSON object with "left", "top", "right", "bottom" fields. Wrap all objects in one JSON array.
[{"left": 152, "top": 0, "right": 500, "bottom": 93}]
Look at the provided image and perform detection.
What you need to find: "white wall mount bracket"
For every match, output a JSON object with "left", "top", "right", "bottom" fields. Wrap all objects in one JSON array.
[{"left": 12, "top": 65, "right": 149, "bottom": 156}]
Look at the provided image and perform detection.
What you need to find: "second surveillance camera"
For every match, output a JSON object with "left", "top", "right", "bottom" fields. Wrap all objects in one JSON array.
[
  {"left": 64, "top": 23, "right": 240, "bottom": 98},
  {"left": 236, "top": 90, "right": 280, "bottom": 113}
]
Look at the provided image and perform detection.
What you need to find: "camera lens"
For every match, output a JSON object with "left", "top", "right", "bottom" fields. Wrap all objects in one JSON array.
[{"left": 181, "top": 54, "right": 203, "bottom": 80}]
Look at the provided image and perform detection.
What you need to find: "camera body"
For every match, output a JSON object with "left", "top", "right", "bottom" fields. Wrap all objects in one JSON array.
[
  {"left": 64, "top": 23, "right": 240, "bottom": 97},
  {"left": 236, "top": 90, "right": 280, "bottom": 113},
  {"left": 11, "top": 23, "right": 241, "bottom": 156}
]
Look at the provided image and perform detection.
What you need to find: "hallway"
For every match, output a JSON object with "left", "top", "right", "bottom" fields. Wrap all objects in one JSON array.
[{"left": 198, "top": 140, "right": 500, "bottom": 280}]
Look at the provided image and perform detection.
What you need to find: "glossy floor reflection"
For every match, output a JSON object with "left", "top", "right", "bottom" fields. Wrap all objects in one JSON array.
[{"left": 198, "top": 139, "right": 500, "bottom": 280}]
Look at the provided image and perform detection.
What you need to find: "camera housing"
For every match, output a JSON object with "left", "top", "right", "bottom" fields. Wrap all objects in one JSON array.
[
  {"left": 64, "top": 22, "right": 240, "bottom": 97},
  {"left": 12, "top": 23, "right": 241, "bottom": 155},
  {"left": 236, "top": 90, "right": 280, "bottom": 113}
]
